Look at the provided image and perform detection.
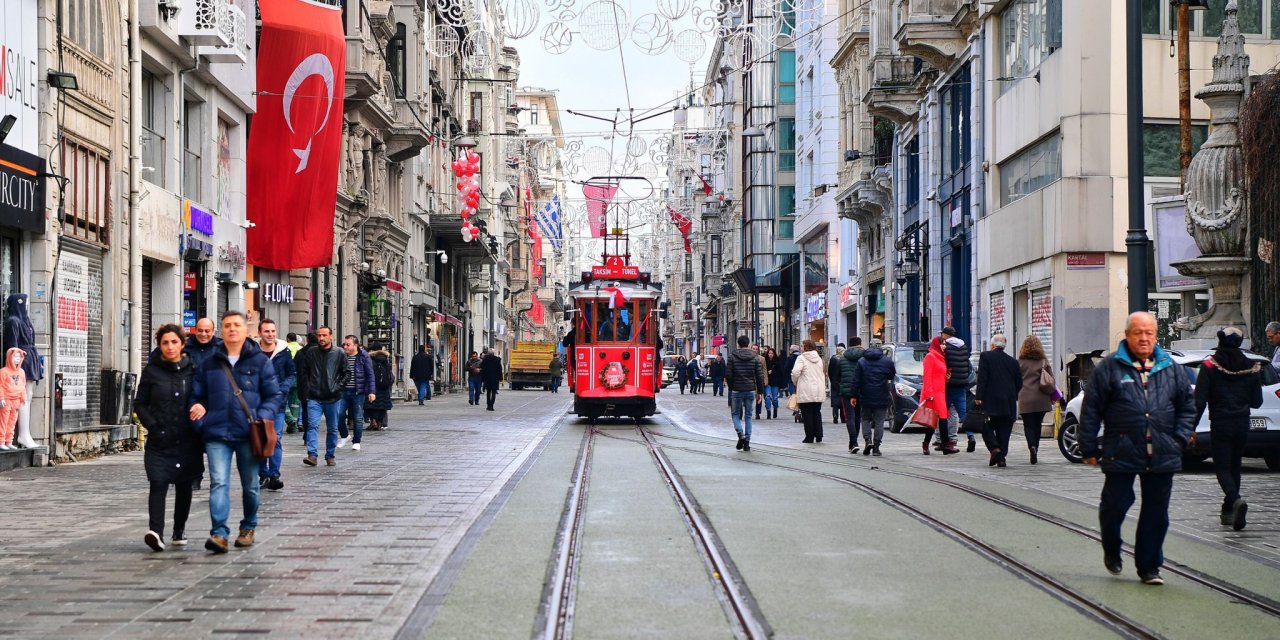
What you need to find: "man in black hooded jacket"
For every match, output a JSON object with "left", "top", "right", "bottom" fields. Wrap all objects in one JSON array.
[
  {"left": 1194, "top": 327, "right": 1264, "bottom": 531},
  {"left": 725, "top": 336, "right": 766, "bottom": 451}
]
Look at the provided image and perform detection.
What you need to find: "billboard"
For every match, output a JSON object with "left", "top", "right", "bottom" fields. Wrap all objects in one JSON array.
[{"left": 1, "top": 0, "right": 40, "bottom": 155}]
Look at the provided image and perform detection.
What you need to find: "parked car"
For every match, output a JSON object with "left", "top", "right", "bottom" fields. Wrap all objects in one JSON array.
[
  {"left": 661, "top": 355, "right": 680, "bottom": 388},
  {"left": 885, "top": 342, "right": 978, "bottom": 433},
  {"left": 1057, "top": 349, "right": 1280, "bottom": 470}
]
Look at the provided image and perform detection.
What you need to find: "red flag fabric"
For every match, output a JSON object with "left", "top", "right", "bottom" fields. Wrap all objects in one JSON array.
[
  {"left": 529, "top": 295, "right": 546, "bottom": 325},
  {"left": 583, "top": 183, "right": 618, "bottom": 238},
  {"left": 246, "top": 0, "right": 346, "bottom": 270},
  {"left": 668, "top": 206, "right": 693, "bottom": 253},
  {"left": 698, "top": 174, "right": 713, "bottom": 196},
  {"left": 600, "top": 286, "right": 627, "bottom": 309}
]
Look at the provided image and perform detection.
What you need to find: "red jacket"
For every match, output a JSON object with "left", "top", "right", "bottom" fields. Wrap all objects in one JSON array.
[{"left": 921, "top": 348, "right": 950, "bottom": 420}]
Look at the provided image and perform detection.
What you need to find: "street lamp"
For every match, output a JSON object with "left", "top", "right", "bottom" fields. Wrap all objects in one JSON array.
[{"left": 453, "top": 135, "right": 478, "bottom": 150}]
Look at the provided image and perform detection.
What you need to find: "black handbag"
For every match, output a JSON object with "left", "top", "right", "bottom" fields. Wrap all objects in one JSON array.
[{"left": 962, "top": 408, "right": 988, "bottom": 434}]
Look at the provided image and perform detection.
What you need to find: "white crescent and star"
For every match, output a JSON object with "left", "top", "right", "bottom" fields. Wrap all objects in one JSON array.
[{"left": 282, "top": 53, "right": 335, "bottom": 174}]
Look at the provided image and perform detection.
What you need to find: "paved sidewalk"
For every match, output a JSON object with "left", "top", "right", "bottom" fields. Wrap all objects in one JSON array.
[{"left": 0, "top": 389, "right": 570, "bottom": 638}]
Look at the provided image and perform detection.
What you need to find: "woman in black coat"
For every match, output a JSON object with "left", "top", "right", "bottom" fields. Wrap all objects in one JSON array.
[
  {"left": 134, "top": 324, "right": 203, "bottom": 551},
  {"left": 365, "top": 344, "right": 395, "bottom": 430}
]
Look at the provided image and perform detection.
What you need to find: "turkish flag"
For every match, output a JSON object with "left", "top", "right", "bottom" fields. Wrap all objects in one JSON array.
[
  {"left": 246, "top": 0, "right": 346, "bottom": 270},
  {"left": 529, "top": 295, "right": 546, "bottom": 325},
  {"left": 668, "top": 206, "right": 693, "bottom": 253},
  {"left": 583, "top": 183, "right": 617, "bottom": 238}
]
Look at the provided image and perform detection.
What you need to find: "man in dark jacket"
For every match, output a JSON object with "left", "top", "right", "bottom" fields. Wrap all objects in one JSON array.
[
  {"left": 849, "top": 343, "right": 894, "bottom": 456},
  {"left": 185, "top": 318, "right": 222, "bottom": 369},
  {"left": 941, "top": 327, "right": 975, "bottom": 452},
  {"left": 189, "top": 311, "right": 282, "bottom": 554},
  {"left": 480, "top": 348, "right": 503, "bottom": 410},
  {"left": 783, "top": 345, "right": 800, "bottom": 396},
  {"left": 295, "top": 326, "right": 348, "bottom": 466},
  {"left": 837, "top": 340, "right": 865, "bottom": 451},
  {"left": 339, "top": 336, "right": 377, "bottom": 451},
  {"left": 686, "top": 355, "right": 702, "bottom": 395},
  {"left": 409, "top": 344, "right": 435, "bottom": 404},
  {"left": 974, "top": 334, "right": 1024, "bottom": 467},
  {"left": 256, "top": 319, "right": 295, "bottom": 491},
  {"left": 1081, "top": 312, "right": 1195, "bottom": 586},
  {"left": 709, "top": 355, "right": 727, "bottom": 396},
  {"left": 725, "top": 335, "right": 765, "bottom": 451},
  {"left": 466, "top": 352, "right": 484, "bottom": 405},
  {"left": 1194, "top": 327, "right": 1264, "bottom": 530}
]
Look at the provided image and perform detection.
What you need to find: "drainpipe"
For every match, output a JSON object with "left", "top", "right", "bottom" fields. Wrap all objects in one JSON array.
[
  {"left": 970, "top": 27, "right": 985, "bottom": 347},
  {"left": 128, "top": 0, "right": 142, "bottom": 382}
]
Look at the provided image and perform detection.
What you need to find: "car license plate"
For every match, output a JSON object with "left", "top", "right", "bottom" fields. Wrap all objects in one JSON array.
[{"left": 1250, "top": 417, "right": 1266, "bottom": 431}]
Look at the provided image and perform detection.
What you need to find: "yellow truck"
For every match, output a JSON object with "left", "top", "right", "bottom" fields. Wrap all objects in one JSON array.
[{"left": 508, "top": 341, "right": 557, "bottom": 390}]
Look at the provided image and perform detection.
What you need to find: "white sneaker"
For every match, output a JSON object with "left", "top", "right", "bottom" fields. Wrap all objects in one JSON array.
[
  {"left": 337, "top": 437, "right": 349, "bottom": 449},
  {"left": 144, "top": 530, "right": 165, "bottom": 552},
  {"left": 0, "top": 444, "right": 12, "bottom": 450},
  {"left": 352, "top": 443, "right": 361, "bottom": 451}
]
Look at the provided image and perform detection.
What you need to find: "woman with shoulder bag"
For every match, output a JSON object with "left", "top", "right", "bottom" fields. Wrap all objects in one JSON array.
[
  {"left": 920, "top": 337, "right": 952, "bottom": 454},
  {"left": 134, "top": 324, "right": 203, "bottom": 552},
  {"left": 792, "top": 340, "right": 829, "bottom": 443},
  {"left": 1017, "top": 335, "right": 1055, "bottom": 464}
]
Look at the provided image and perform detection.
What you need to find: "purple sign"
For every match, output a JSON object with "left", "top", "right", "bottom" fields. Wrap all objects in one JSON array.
[{"left": 186, "top": 201, "right": 214, "bottom": 236}]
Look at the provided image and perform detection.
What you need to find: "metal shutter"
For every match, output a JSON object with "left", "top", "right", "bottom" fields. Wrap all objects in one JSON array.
[
  {"left": 58, "top": 241, "right": 104, "bottom": 430},
  {"left": 141, "top": 260, "right": 153, "bottom": 371}
]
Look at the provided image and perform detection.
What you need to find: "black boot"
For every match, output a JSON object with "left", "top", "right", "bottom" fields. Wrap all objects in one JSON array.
[{"left": 872, "top": 441, "right": 882, "bottom": 457}]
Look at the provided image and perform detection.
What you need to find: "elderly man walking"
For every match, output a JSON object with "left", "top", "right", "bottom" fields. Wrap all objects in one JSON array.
[
  {"left": 1081, "top": 312, "right": 1196, "bottom": 586},
  {"left": 974, "top": 334, "right": 1023, "bottom": 468}
]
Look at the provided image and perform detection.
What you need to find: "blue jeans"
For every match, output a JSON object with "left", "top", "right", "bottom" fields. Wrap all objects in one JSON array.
[
  {"left": 416, "top": 379, "right": 432, "bottom": 402},
  {"left": 730, "top": 391, "right": 756, "bottom": 441},
  {"left": 258, "top": 410, "right": 287, "bottom": 479},
  {"left": 306, "top": 398, "right": 342, "bottom": 460},
  {"left": 205, "top": 439, "right": 260, "bottom": 538},
  {"left": 1100, "top": 472, "right": 1173, "bottom": 576},
  {"left": 764, "top": 385, "right": 780, "bottom": 412},
  {"left": 469, "top": 378, "right": 483, "bottom": 404},
  {"left": 711, "top": 376, "right": 724, "bottom": 396},
  {"left": 550, "top": 376, "right": 561, "bottom": 393},
  {"left": 340, "top": 389, "right": 365, "bottom": 444},
  {"left": 945, "top": 388, "right": 968, "bottom": 442}
]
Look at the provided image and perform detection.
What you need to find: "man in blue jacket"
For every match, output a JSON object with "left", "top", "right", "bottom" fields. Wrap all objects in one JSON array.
[
  {"left": 339, "top": 335, "right": 377, "bottom": 451},
  {"left": 848, "top": 342, "right": 894, "bottom": 456},
  {"left": 189, "top": 311, "right": 283, "bottom": 554},
  {"left": 1080, "top": 312, "right": 1195, "bottom": 586},
  {"left": 256, "top": 319, "right": 295, "bottom": 492}
]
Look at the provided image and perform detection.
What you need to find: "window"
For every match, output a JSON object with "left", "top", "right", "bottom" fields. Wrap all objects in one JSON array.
[
  {"left": 183, "top": 100, "right": 202, "bottom": 200},
  {"left": 778, "top": 50, "right": 796, "bottom": 104},
  {"left": 387, "top": 23, "right": 408, "bottom": 98},
  {"left": 683, "top": 253, "right": 693, "bottom": 282},
  {"left": 67, "top": 0, "right": 108, "bottom": 59},
  {"left": 1143, "top": 123, "right": 1209, "bottom": 177},
  {"left": 779, "top": 118, "right": 796, "bottom": 171},
  {"left": 60, "top": 139, "right": 111, "bottom": 244},
  {"left": 779, "top": 218, "right": 794, "bottom": 240},
  {"left": 904, "top": 137, "right": 920, "bottom": 208},
  {"left": 780, "top": 0, "right": 796, "bottom": 36},
  {"left": 1145, "top": 0, "right": 1273, "bottom": 37},
  {"left": 940, "top": 65, "right": 971, "bottom": 177},
  {"left": 710, "top": 236, "right": 722, "bottom": 273},
  {"left": 141, "top": 70, "right": 167, "bottom": 187},
  {"left": 999, "top": 133, "right": 1062, "bottom": 206},
  {"left": 469, "top": 92, "right": 483, "bottom": 130},
  {"left": 529, "top": 104, "right": 541, "bottom": 125},
  {"left": 1000, "top": 0, "right": 1062, "bottom": 84},
  {"left": 779, "top": 185, "right": 796, "bottom": 217}
]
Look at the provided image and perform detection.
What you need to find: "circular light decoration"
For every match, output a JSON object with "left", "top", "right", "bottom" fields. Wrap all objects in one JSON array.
[
  {"left": 656, "top": 0, "right": 693, "bottom": 20},
  {"left": 426, "top": 23, "right": 461, "bottom": 57},
  {"left": 673, "top": 29, "right": 707, "bottom": 63},
  {"left": 578, "top": 1, "right": 629, "bottom": 51},
  {"left": 636, "top": 162, "right": 658, "bottom": 180},
  {"left": 630, "top": 13, "right": 673, "bottom": 56},
  {"left": 502, "top": 0, "right": 541, "bottom": 40},
  {"left": 541, "top": 20, "right": 574, "bottom": 55},
  {"left": 583, "top": 146, "right": 612, "bottom": 175},
  {"left": 463, "top": 30, "right": 493, "bottom": 73},
  {"left": 625, "top": 136, "right": 648, "bottom": 158}
]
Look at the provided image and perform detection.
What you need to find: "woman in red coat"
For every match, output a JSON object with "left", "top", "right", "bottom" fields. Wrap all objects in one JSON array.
[{"left": 920, "top": 337, "right": 952, "bottom": 454}]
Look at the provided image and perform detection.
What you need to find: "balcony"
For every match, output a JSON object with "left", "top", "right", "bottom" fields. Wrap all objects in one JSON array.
[
  {"left": 177, "top": 0, "right": 230, "bottom": 47},
  {"left": 386, "top": 100, "right": 430, "bottom": 162},
  {"left": 344, "top": 37, "right": 384, "bottom": 103},
  {"left": 197, "top": 3, "right": 248, "bottom": 63},
  {"left": 894, "top": 0, "right": 978, "bottom": 70},
  {"left": 864, "top": 55, "right": 927, "bottom": 125}
]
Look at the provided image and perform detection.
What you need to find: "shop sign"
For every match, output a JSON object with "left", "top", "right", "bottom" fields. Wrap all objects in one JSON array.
[
  {"left": 184, "top": 200, "right": 214, "bottom": 236},
  {"left": 1066, "top": 252, "right": 1105, "bottom": 270},
  {"left": 261, "top": 282, "right": 295, "bottom": 303},
  {"left": 0, "top": 144, "right": 44, "bottom": 232},
  {"left": 805, "top": 292, "right": 826, "bottom": 323},
  {"left": 711, "top": 335, "right": 725, "bottom": 347},
  {"left": 1, "top": 1, "right": 40, "bottom": 156},
  {"left": 184, "top": 234, "right": 213, "bottom": 258},
  {"left": 218, "top": 242, "right": 246, "bottom": 270},
  {"left": 839, "top": 283, "right": 854, "bottom": 309},
  {"left": 183, "top": 272, "right": 198, "bottom": 292},
  {"left": 56, "top": 252, "right": 90, "bottom": 410},
  {"left": 183, "top": 310, "right": 197, "bottom": 327}
]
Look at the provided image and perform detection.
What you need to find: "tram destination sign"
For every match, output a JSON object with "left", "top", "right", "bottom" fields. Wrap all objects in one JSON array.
[{"left": 590, "top": 264, "right": 640, "bottom": 279}]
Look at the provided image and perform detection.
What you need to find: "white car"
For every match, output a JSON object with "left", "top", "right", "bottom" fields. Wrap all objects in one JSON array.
[{"left": 1057, "top": 349, "right": 1280, "bottom": 470}]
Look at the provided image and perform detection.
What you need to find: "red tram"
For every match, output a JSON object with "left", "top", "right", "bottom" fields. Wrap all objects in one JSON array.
[{"left": 564, "top": 255, "right": 664, "bottom": 421}]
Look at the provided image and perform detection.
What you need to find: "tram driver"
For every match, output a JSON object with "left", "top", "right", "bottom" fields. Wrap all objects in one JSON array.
[{"left": 597, "top": 307, "right": 632, "bottom": 342}]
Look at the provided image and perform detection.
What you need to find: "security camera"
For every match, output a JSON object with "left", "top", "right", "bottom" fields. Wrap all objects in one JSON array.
[{"left": 439, "top": 252, "right": 448, "bottom": 264}]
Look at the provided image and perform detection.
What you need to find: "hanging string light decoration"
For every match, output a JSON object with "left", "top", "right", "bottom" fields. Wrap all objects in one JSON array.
[
  {"left": 578, "top": 1, "right": 629, "bottom": 51},
  {"left": 426, "top": 23, "right": 461, "bottom": 57},
  {"left": 502, "top": 0, "right": 541, "bottom": 39},
  {"left": 673, "top": 29, "right": 706, "bottom": 63}
]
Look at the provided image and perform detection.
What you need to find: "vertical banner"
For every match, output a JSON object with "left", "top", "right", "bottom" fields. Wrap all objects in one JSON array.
[
  {"left": 56, "top": 253, "right": 89, "bottom": 411},
  {"left": 583, "top": 183, "right": 617, "bottom": 238},
  {"left": 530, "top": 295, "right": 546, "bottom": 325},
  {"left": 667, "top": 206, "right": 693, "bottom": 253},
  {"left": 246, "top": 0, "right": 346, "bottom": 270}
]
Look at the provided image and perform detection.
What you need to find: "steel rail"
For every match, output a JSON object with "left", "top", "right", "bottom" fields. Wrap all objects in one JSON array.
[{"left": 536, "top": 427, "right": 597, "bottom": 640}]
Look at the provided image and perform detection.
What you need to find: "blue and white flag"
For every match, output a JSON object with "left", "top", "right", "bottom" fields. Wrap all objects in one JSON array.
[{"left": 537, "top": 195, "right": 564, "bottom": 250}]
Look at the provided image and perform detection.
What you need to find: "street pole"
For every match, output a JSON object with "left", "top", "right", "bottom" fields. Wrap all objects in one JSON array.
[
  {"left": 1176, "top": 0, "right": 1193, "bottom": 191},
  {"left": 1126, "top": 0, "right": 1150, "bottom": 313}
]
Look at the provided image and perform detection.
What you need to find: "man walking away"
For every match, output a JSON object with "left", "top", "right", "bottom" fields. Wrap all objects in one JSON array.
[
  {"left": 466, "top": 351, "right": 483, "bottom": 405},
  {"left": 339, "top": 336, "right": 376, "bottom": 451},
  {"left": 709, "top": 354, "right": 726, "bottom": 396},
  {"left": 849, "top": 342, "right": 894, "bottom": 456},
  {"left": 686, "top": 355, "right": 702, "bottom": 395},
  {"left": 481, "top": 348, "right": 503, "bottom": 410},
  {"left": 838, "top": 340, "right": 866, "bottom": 451},
  {"left": 1195, "top": 327, "right": 1264, "bottom": 530},
  {"left": 726, "top": 336, "right": 765, "bottom": 452},
  {"left": 548, "top": 354, "right": 564, "bottom": 393},
  {"left": 410, "top": 344, "right": 435, "bottom": 405},
  {"left": 256, "top": 319, "right": 294, "bottom": 491},
  {"left": 829, "top": 343, "right": 846, "bottom": 424},
  {"left": 941, "top": 326, "right": 975, "bottom": 452},
  {"left": 189, "top": 311, "right": 282, "bottom": 553},
  {"left": 1081, "top": 312, "right": 1195, "bottom": 586},
  {"left": 975, "top": 334, "right": 1024, "bottom": 468},
  {"left": 295, "top": 326, "right": 347, "bottom": 466}
]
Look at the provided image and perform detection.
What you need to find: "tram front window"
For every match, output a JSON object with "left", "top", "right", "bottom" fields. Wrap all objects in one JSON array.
[{"left": 597, "top": 305, "right": 632, "bottom": 342}]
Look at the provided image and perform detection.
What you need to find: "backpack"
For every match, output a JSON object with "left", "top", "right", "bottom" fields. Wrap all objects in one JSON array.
[{"left": 374, "top": 358, "right": 394, "bottom": 388}]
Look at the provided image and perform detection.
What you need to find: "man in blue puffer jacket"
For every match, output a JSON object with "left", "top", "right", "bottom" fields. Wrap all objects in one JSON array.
[
  {"left": 1080, "top": 312, "right": 1195, "bottom": 586},
  {"left": 849, "top": 344, "right": 896, "bottom": 457},
  {"left": 189, "top": 311, "right": 283, "bottom": 555}
]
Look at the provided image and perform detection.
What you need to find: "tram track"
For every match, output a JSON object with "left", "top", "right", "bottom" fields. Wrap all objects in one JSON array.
[{"left": 647, "top": 426, "right": 1280, "bottom": 621}]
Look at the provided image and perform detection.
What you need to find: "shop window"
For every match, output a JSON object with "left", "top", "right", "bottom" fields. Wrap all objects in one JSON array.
[
  {"left": 60, "top": 139, "right": 111, "bottom": 244},
  {"left": 999, "top": 133, "right": 1061, "bottom": 206},
  {"left": 1143, "top": 123, "right": 1208, "bottom": 178}
]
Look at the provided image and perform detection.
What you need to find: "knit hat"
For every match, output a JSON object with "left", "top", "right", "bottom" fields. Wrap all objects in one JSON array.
[
  {"left": 1216, "top": 327, "right": 1244, "bottom": 350},
  {"left": 941, "top": 326, "right": 957, "bottom": 337}
]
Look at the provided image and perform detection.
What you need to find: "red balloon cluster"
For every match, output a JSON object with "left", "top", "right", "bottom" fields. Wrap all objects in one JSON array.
[{"left": 451, "top": 151, "right": 483, "bottom": 242}]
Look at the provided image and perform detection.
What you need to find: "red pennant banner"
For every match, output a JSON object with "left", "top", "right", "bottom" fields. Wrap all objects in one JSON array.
[
  {"left": 246, "top": 0, "right": 346, "bottom": 270},
  {"left": 698, "top": 174, "right": 713, "bottom": 196},
  {"left": 668, "top": 206, "right": 693, "bottom": 253},
  {"left": 583, "top": 183, "right": 618, "bottom": 238}
]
